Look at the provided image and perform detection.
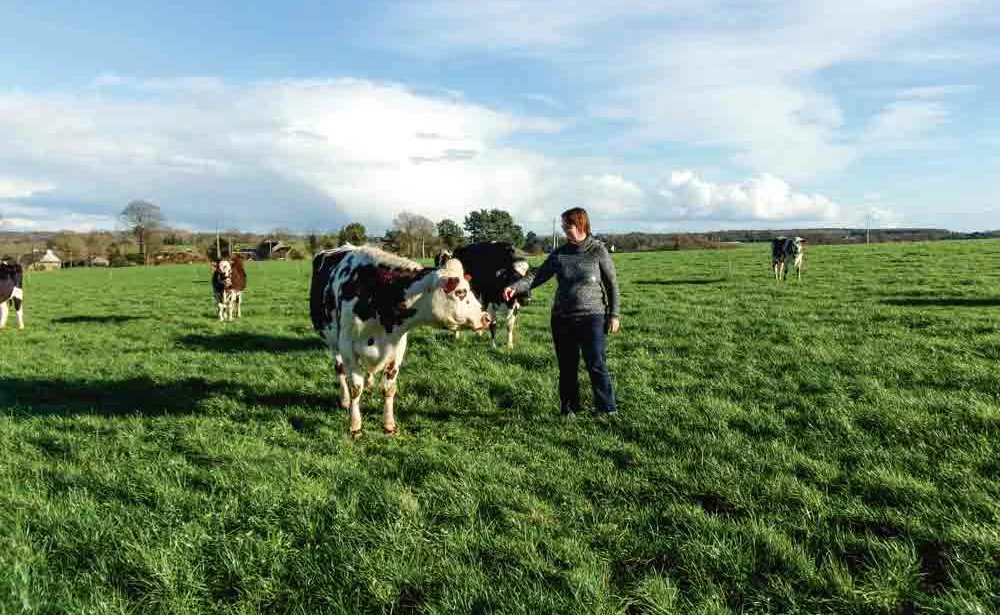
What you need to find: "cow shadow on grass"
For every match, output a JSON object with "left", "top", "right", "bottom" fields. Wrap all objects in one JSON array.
[
  {"left": 3, "top": 376, "right": 332, "bottom": 418},
  {"left": 882, "top": 297, "right": 1000, "bottom": 308},
  {"left": 52, "top": 315, "right": 149, "bottom": 325},
  {"left": 634, "top": 278, "right": 725, "bottom": 286},
  {"left": 177, "top": 332, "right": 323, "bottom": 353}
]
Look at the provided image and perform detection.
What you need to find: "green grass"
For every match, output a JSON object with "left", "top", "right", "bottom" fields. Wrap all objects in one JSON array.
[{"left": 2, "top": 242, "right": 999, "bottom": 614}]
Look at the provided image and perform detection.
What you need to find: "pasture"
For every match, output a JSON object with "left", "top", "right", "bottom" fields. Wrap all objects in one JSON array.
[{"left": 1, "top": 241, "right": 998, "bottom": 614}]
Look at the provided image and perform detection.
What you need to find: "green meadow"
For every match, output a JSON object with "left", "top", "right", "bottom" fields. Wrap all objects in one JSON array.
[{"left": 1, "top": 240, "right": 998, "bottom": 614}]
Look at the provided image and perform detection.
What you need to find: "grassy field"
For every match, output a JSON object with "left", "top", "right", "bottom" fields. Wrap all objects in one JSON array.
[{"left": 1, "top": 241, "right": 998, "bottom": 614}]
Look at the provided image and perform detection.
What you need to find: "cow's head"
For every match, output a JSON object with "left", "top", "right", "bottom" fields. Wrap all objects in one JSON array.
[
  {"left": 427, "top": 258, "right": 490, "bottom": 331},
  {"left": 790, "top": 236, "right": 805, "bottom": 254},
  {"left": 213, "top": 259, "right": 233, "bottom": 286}
]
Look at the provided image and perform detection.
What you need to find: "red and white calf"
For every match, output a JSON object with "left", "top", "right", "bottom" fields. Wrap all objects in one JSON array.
[
  {"left": 310, "top": 245, "right": 490, "bottom": 438},
  {"left": 0, "top": 262, "right": 24, "bottom": 330},
  {"left": 211, "top": 255, "right": 247, "bottom": 321}
]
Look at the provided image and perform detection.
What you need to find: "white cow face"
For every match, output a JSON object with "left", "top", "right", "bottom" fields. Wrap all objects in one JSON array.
[
  {"left": 430, "top": 259, "right": 491, "bottom": 331},
  {"left": 215, "top": 259, "right": 233, "bottom": 284}
]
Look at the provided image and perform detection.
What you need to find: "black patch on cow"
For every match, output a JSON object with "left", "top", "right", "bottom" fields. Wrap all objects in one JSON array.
[
  {"left": 453, "top": 241, "right": 532, "bottom": 308},
  {"left": 311, "top": 250, "right": 433, "bottom": 335},
  {"left": 310, "top": 250, "right": 352, "bottom": 332},
  {"left": 341, "top": 264, "right": 431, "bottom": 334},
  {"left": 367, "top": 337, "right": 374, "bottom": 346},
  {"left": 0, "top": 262, "right": 23, "bottom": 303}
]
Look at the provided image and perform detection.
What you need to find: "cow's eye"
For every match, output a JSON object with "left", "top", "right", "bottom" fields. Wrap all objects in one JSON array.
[{"left": 455, "top": 289, "right": 467, "bottom": 300}]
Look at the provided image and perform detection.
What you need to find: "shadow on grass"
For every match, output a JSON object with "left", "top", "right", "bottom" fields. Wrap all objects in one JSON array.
[
  {"left": 52, "top": 315, "right": 149, "bottom": 324},
  {"left": 634, "top": 278, "right": 726, "bottom": 286},
  {"left": 3, "top": 376, "right": 333, "bottom": 417},
  {"left": 178, "top": 332, "right": 323, "bottom": 352},
  {"left": 883, "top": 297, "right": 1000, "bottom": 308}
]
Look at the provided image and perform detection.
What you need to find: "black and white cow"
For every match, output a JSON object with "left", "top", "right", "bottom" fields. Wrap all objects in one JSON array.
[
  {"left": 0, "top": 261, "right": 24, "bottom": 330},
  {"left": 771, "top": 236, "right": 805, "bottom": 282},
  {"left": 211, "top": 254, "right": 247, "bottom": 321},
  {"left": 446, "top": 241, "right": 532, "bottom": 349},
  {"left": 310, "top": 244, "right": 490, "bottom": 438}
]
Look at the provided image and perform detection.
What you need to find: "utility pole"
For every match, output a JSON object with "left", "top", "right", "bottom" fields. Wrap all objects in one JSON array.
[
  {"left": 216, "top": 222, "right": 221, "bottom": 259},
  {"left": 552, "top": 217, "right": 557, "bottom": 251},
  {"left": 866, "top": 214, "right": 871, "bottom": 245}
]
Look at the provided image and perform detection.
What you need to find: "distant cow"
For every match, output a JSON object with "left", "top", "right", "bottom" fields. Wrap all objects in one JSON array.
[
  {"left": 310, "top": 244, "right": 490, "bottom": 438},
  {"left": 211, "top": 255, "right": 247, "bottom": 321},
  {"left": 0, "top": 261, "right": 24, "bottom": 329},
  {"left": 446, "top": 241, "right": 532, "bottom": 348},
  {"left": 771, "top": 236, "right": 805, "bottom": 282}
]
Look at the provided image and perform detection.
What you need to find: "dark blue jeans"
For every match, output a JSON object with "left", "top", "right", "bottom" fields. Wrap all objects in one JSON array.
[{"left": 551, "top": 314, "right": 617, "bottom": 414}]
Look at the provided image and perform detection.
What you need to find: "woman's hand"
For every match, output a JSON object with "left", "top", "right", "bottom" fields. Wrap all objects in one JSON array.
[{"left": 608, "top": 317, "right": 620, "bottom": 334}]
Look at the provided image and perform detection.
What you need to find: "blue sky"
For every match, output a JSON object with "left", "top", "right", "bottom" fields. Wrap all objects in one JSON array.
[{"left": 1, "top": 0, "right": 997, "bottom": 234}]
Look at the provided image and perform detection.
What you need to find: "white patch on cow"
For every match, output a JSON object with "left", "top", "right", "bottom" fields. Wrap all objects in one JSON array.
[{"left": 513, "top": 260, "right": 529, "bottom": 276}]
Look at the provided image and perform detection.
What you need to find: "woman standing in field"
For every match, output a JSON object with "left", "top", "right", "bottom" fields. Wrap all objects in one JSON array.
[{"left": 502, "top": 207, "right": 621, "bottom": 417}]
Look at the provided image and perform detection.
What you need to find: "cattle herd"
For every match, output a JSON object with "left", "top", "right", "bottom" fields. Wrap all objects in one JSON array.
[{"left": 2, "top": 239, "right": 805, "bottom": 437}]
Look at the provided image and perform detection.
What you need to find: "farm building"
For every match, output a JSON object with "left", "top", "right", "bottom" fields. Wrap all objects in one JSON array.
[{"left": 20, "top": 248, "right": 62, "bottom": 271}]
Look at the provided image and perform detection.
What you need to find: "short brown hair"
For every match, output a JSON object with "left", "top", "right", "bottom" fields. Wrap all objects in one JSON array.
[{"left": 561, "top": 207, "right": 591, "bottom": 236}]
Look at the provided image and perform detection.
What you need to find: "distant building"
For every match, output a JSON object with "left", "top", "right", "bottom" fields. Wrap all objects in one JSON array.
[
  {"left": 256, "top": 239, "right": 292, "bottom": 260},
  {"left": 20, "top": 249, "right": 62, "bottom": 271}
]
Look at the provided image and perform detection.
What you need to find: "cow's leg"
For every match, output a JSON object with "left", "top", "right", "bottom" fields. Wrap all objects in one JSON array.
[
  {"left": 773, "top": 262, "right": 780, "bottom": 282},
  {"left": 217, "top": 300, "right": 226, "bottom": 321},
  {"left": 334, "top": 354, "right": 350, "bottom": 411},
  {"left": 0, "top": 300, "right": 7, "bottom": 328},
  {"left": 506, "top": 307, "right": 517, "bottom": 349},
  {"left": 235, "top": 292, "right": 243, "bottom": 318},
  {"left": 347, "top": 367, "right": 365, "bottom": 438},
  {"left": 488, "top": 304, "right": 498, "bottom": 348},
  {"left": 12, "top": 288, "right": 24, "bottom": 329},
  {"left": 795, "top": 255, "right": 803, "bottom": 281},
  {"left": 382, "top": 336, "right": 407, "bottom": 435}
]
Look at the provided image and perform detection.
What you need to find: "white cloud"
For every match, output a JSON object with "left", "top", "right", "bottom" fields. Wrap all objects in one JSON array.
[
  {"left": 0, "top": 177, "right": 55, "bottom": 199},
  {"left": 652, "top": 171, "right": 839, "bottom": 222},
  {"left": 865, "top": 100, "right": 950, "bottom": 142},
  {"left": 0, "top": 202, "right": 116, "bottom": 232},
  {"left": 0, "top": 78, "right": 568, "bottom": 232},
  {"left": 380, "top": 0, "right": 987, "bottom": 181}
]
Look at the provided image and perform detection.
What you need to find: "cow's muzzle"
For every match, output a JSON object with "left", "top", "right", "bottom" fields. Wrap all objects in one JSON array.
[{"left": 474, "top": 313, "right": 492, "bottom": 332}]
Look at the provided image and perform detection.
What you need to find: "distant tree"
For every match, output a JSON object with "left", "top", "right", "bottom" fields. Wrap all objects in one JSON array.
[
  {"left": 381, "top": 229, "right": 403, "bottom": 253},
  {"left": 523, "top": 231, "right": 546, "bottom": 254},
  {"left": 320, "top": 233, "right": 339, "bottom": 249},
  {"left": 436, "top": 219, "right": 465, "bottom": 250},
  {"left": 338, "top": 222, "right": 367, "bottom": 246},
  {"left": 119, "top": 200, "right": 164, "bottom": 263},
  {"left": 206, "top": 238, "right": 233, "bottom": 261},
  {"left": 463, "top": 209, "right": 524, "bottom": 246},
  {"left": 306, "top": 233, "right": 321, "bottom": 255},
  {"left": 393, "top": 211, "right": 435, "bottom": 257}
]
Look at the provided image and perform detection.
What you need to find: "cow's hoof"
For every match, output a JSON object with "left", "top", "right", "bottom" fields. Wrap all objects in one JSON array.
[
  {"left": 383, "top": 426, "right": 397, "bottom": 437},
  {"left": 350, "top": 429, "right": 363, "bottom": 440}
]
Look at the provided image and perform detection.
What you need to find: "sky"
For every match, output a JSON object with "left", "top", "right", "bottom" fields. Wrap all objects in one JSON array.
[{"left": 0, "top": 0, "right": 997, "bottom": 235}]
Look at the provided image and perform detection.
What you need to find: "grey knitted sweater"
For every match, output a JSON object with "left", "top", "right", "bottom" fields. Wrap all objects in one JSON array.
[{"left": 511, "top": 235, "right": 620, "bottom": 318}]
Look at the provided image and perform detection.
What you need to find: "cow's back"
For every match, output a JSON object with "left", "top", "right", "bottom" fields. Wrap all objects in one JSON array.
[
  {"left": 453, "top": 241, "right": 527, "bottom": 303},
  {"left": 230, "top": 257, "right": 248, "bottom": 291}
]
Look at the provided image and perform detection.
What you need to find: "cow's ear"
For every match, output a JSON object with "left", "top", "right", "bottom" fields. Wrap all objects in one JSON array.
[
  {"left": 464, "top": 272, "right": 472, "bottom": 281},
  {"left": 441, "top": 276, "right": 461, "bottom": 293},
  {"left": 211, "top": 263, "right": 218, "bottom": 271}
]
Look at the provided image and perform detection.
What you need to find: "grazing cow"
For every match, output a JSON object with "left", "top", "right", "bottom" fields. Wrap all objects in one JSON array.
[
  {"left": 310, "top": 244, "right": 490, "bottom": 438},
  {"left": 446, "top": 241, "right": 532, "bottom": 348},
  {"left": 771, "top": 236, "right": 805, "bottom": 282},
  {"left": 211, "top": 255, "right": 247, "bottom": 321},
  {"left": 0, "top": 261, "right": 24, "bottom": 330}
]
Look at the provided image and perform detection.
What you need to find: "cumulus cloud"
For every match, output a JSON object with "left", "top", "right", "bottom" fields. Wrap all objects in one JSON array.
[
  {"left": 0, "top": 78, "right": 567, "bottom": 232},
  {"left": 0, "top": 177, "right": 55, "bottom": 199},
  {"left": 652, "top": 171, "right": 839, "bottom": 222}
]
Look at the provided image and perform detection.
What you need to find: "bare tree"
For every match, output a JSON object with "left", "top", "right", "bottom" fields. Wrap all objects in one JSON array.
[
  {"left": 120, "top": 200, "right": 164, "bottom": 263},
  {"left": 392, "top": 211, "right": 435, "bottom": 258}
]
